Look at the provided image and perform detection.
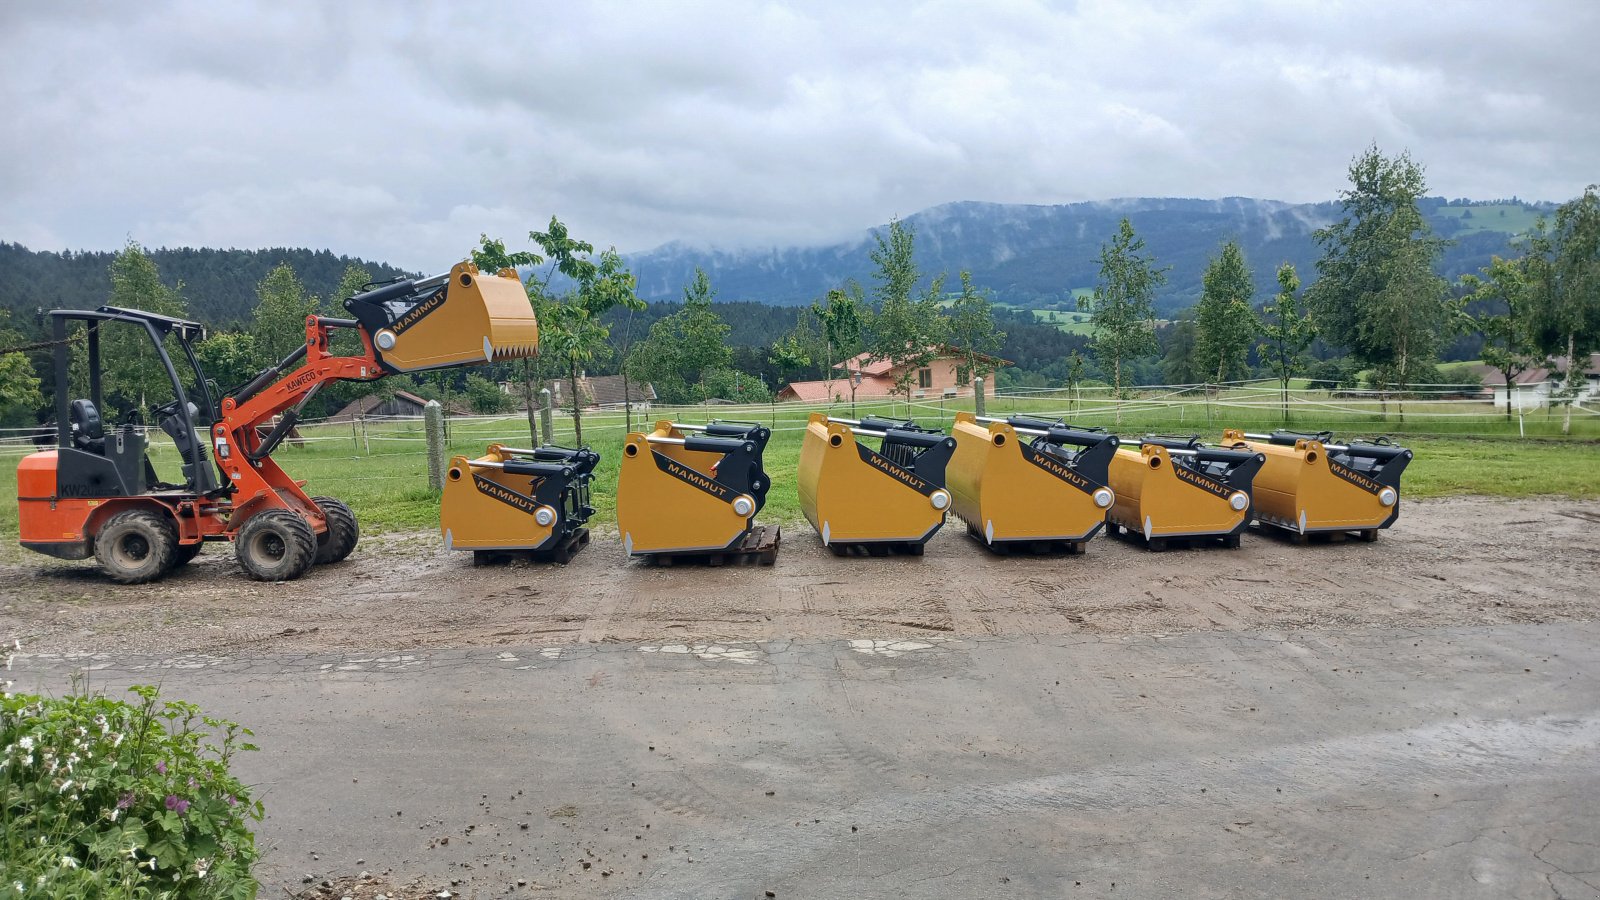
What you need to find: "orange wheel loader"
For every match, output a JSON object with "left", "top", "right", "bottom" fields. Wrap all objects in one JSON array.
[{"left": 16, "top": 262, "right": 537, "bottom": 583}]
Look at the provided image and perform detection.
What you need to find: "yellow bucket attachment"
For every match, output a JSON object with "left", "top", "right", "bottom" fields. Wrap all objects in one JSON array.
[
  {"left": 440, "top": 443, "right": 598, "bottom": 562},
  {"left": 1221, "top": 429, "right": 1411, "bottom": 540},
  {"left": 1106, "top": 437, "right": 1264, "bottom": 550},
  {"left": 947, "top": 412, "right": 1118, "bottom": 552},
  {"left": 344, "top": 261, "right": 539, "bottom": 373},
  {"left": 797, "top": 413, "right": 956, "bottom": 553},
  {"left": 614, "top": 420, "right": 771, "bottom": 556}
]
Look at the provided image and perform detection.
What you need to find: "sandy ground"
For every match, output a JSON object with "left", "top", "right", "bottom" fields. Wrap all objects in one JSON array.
[{"left": 4, "top": 496, "right": 1597, "bottom": 655}]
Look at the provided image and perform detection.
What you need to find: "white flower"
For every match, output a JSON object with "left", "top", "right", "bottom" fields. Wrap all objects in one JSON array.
[
  {"left": 108, "top": 808, "right": 120, "bottom": 822},
  {"left": 17, "top": 736, "right": 33, "bottom": 752},
  {"left": 194, "top": 858, "right": 211, "bottom": 879},
  {"left": 57, "top": 779, "right": 74, "bottom": 793},
  {"left": 59, "top": 856, "right": 79, "bottom": 869},
  {"left": 140, "top": 857, "right": 157, "bottom": 871},
  {"left": 123, "top": 846, "right": 138, "bottom": 860},
  {"left": 111, "top": 733, "right": 124, "bottom": 747}
]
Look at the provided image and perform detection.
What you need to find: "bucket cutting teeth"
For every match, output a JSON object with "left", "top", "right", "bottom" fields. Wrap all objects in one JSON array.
[{"left": 346, "top": 261, "right": 538, "bottom": 373}]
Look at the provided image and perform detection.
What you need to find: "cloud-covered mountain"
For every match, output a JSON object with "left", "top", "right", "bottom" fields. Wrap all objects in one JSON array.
[{"left": 625, "top": 196, "right": 1543, "bottom": 314}]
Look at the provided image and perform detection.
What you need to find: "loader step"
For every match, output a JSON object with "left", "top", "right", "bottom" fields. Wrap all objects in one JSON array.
[
  {"left": 472, "top": 527, "right": 591, "bottom": 566},
  {"left": 649, "top": 524, "right": 780, "bottom": 568}
]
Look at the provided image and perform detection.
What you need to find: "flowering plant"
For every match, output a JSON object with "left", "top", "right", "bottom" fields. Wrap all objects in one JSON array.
[{"left": 1, "top": 679, "right": 263, "bottom": 900}]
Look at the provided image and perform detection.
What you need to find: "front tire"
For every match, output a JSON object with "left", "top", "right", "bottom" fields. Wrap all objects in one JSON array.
[
  {"left": 94, "top": 510, "right": 177, "bottom": 584},
  {"left": 310, "top": 496, "right": 359, "bottom": 564},
  {"left": 235, "top": 509, "right": 316, "bottom": 582}
]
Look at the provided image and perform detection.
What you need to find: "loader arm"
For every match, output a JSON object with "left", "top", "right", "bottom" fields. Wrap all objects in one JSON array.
[{"left": 210, "top": 261, "right": 538, "bottom": 526}]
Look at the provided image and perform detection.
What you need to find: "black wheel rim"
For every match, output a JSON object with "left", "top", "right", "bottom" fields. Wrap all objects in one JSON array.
[{"left": 251, "top": 530, "right": 287, "bottom": 564}]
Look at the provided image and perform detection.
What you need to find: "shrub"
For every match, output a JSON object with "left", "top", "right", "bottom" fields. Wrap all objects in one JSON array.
[{"left": 1, "top": 679, "right": 263, "bottom": 900}]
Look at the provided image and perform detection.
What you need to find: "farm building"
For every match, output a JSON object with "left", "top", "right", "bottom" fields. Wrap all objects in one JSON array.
[
  {"left": 327, "top": 390, "right": 470, "bottom": 420},
  {"left": 1471, "top": 354, "right": 1600, "bottom": 410},
  {"left": 777, "top": 347, "right": 1010, "bottom": 403}
]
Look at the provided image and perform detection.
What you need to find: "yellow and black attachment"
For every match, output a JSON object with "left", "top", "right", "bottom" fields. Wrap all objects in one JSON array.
[
  {"left": 1106, "top": 436, "right": 1265, "bottom": 550},
  {"left": 798, "top": 414, "right": 957, "bottom": 556},
  {"left": 343, "top": 261, "right": 539, "bottom": 373},
  {"left": 615, "top": 420, "right": 777, "bottom": 561},
  {"left": 441, "top": 443, "right": 599, "bottom": 563},
  {"left": 1222, "top": 429, "right": 1412, "bottom": 542},
  {"left": 948, "top": 412, "right": 1118, "bottom": 554}
]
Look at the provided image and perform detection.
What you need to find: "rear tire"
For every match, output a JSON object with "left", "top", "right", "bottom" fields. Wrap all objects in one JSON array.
[
  {"left": 310, "top": 496, "right": 359, "bottom": 564},
  {"left": 235, "top": 509, "right": 316, "bottom": 582},
  {"left": 94, "top": 510, "right": 176, "bottom": 584}
]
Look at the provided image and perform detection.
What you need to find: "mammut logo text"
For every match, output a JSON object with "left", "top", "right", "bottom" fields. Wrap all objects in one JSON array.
[
  {"left": 1173, "top": 463, "right": 1232, "bottom": 499},
  {"left": 1020, "top": 445, "right": 1095, "bottom": 493},
  {"left": 856, "top": 444, "right": 932, "bottom": 495},
  {"left": 653, "top": 453, "right": 735, "bottom": 501},
  {"left": 391, "top": 289, "right": 447, "bottom": 335},
  {"left": 474, "top": 474, "right": 541, "bottom": 515},
  {"left": 1329, "top": 461, "right": 1384, "bottom": 494}
]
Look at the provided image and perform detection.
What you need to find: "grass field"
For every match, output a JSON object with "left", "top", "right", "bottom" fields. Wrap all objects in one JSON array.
[
  {"left": 1433, "top": 202, "right": 1544, "bottom": 236},
  {"left": 2, "top": 388, "right": 1595, "bottom": 552}
]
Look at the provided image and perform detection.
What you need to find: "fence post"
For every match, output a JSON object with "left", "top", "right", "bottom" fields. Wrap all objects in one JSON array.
[
  {"left": 973, "top": 377, "right": 986, "bottom": 417},
  {"left": 424, "top": 400, "right": 446, "bottom": 492},
  {"left": 350, "top": 417, "right": 359, "bottom": 452},
  {"left": 359, "top": 416, "right": 370, "bottom": 454},
  {"left": 540, "top": 388, "right": 554, "bottom": 444}
]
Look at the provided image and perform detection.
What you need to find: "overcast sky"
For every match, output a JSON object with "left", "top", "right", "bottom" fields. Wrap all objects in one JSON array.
[{"left": 2, "top": 0, "right": 1595, "bottom": 270}]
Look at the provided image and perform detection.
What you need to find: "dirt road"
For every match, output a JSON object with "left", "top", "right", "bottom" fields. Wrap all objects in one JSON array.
[{"left": 5, "top": 496, "right": 1596, "bottom": 655}]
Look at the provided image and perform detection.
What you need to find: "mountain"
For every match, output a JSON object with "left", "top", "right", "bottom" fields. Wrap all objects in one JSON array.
[
  {"left": 0, "top": 243, "right": 415, "bottom": 327},
  {"left": 625, "top": 196, "right": 1551, "bottom": 315}
]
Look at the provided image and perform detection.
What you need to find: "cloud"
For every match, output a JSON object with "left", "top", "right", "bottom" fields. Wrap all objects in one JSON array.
[{"left": 1, "top": 0, "right": 1595, "bottom": 270}]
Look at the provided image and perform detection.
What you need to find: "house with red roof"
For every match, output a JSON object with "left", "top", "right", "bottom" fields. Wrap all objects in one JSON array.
[{"left": 776, "top": 346, "right": 1011, "bottom": 403}]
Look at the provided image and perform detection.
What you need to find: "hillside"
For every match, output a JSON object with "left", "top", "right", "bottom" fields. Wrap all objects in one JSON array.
[
  {"left": 0, "top": 196, "right": 1552, "bottom": 329},
  {"left": 625, "top": 197, "right": 1549, "bottom": 315},
  {"left": 0, "top": 243, "right": 415, "bottom": 327}
]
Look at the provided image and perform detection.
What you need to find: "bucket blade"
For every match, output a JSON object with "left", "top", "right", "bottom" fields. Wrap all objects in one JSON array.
[{"left": 377, "top": 263, "right": 538, "bottom": 372}]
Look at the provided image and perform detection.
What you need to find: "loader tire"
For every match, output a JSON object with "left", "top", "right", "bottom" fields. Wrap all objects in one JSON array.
[
  {"left": 95, "top": 509, "right": 177, "bottom": 585},
  {"left": 235, "top": 509, "right": 316, "bottom": 582},
  {"left": 168, "top": 541, "right": 204, "bottom": 570},
  {"left": 311, "top": 496, "right": 359, "bottom": 565}
]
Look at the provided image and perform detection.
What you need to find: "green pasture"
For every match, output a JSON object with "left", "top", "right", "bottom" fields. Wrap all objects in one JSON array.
[
  {"left": 1433, "top": 203, "right": 1543, "bottom": 236},
  {"left": 1, "top": 390, "right": 1596, "bottom": 557}
]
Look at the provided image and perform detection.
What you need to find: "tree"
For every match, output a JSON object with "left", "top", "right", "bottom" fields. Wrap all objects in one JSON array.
[
  {"left": 1526, "top": 185, "right": 1600, "bottom": 435},
  {"left": 194, "top": 331, "right": 261, "bottom": 394},
  {"left": 1461, "top": 255, "right": 1540, "bottom": 420},
  {"left": 105, "top": 241, "right": 188, "bottom": 419},
  {"left": 529, "top": 218, "right": 644, "bottom": 444},
  {"left": 944, "top": 271, "right": 1006, "bottom": 388},
  {"left": 1307, "top": 146, "right": 1452, "bottom": 409},
  {"left": 463, "top": 373, "right": 514, "bottom": 414},
  {"left": 1194, "top": 241, "right": 1257, "bottom": 385},
  {"left": 767, "top": 333, "right": 811, "bottom": 395},
  {"left": 1257, "top": 263, "right": 1318, "bottom": 422},
  {"left": 0, "top": 310, "right": 43, "bottom": 425},
  {"left": 252, "top": 263, "right": 320, "bottom": 367},
  {"left": 1160, "top": 316, "right": 1201, "bottom": 387},
  {"left": 1065, "top": 350, "right": 1087, "bottom": 410},
  {"left": 864, "top": 220, "right": 948, "bottom": 412},
  {"left": 471, "top": 234, "right": 545, "bottom": 443},
  {"left": 1080, "top": 218, "right": 1165, "bottom": 420},
  {"left": 628, "top": 268, "right": 734, "bottom": 404},
  {"left": 812, "top": 287, "right": 863, "bottom": 404}
]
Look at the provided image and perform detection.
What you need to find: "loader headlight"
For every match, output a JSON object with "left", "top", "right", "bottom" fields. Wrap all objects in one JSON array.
[
  {"left": 534, "top": 507, "right": 556, "bottom": 527},
  {"left": 1378, "top": 487, "right": 1397, "bottom": 507},
  {"left": 732, "top": 496, "right": 754, "bottom": 517},
  {"left": 1228, "top": 492, "right": 1249, "bottom": 511},
  {"left": 1092, "top": 488, "right": 1114, "bottom": 509},
  {"left": 930, "top": 490, "right": 950, "bottom": 511},
  {"left": 375, "top": 329, "right": 397, "bottom": 350}
]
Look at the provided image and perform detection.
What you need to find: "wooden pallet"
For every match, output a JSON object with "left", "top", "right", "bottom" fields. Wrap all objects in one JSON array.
[
  {"left": 967, "top": 525, "right": 1088, "bottom": 556},
  {"left": 825, "top": 539, "right": 929, "bottom": 558},
  {"left": 1104, "top": 521, "right": 1242, "bottom": 551},
  {"left": 649, "top": 524, "right": 781, "bottom": 567},
  {"left": 1253, "top": 521, "right": 1381, "bottom": 545},
  {"left": 471, "top": 527, "right": 592, "bottom": 566}
]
